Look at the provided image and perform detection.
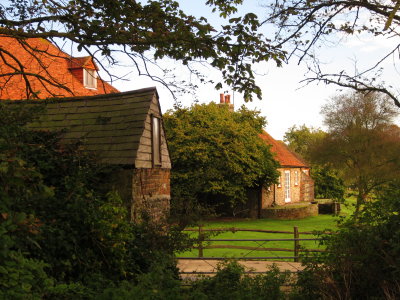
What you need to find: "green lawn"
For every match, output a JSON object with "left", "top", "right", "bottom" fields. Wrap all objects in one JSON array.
[{"left": 177, "top": 199, "right": 355, "bottom": 260}]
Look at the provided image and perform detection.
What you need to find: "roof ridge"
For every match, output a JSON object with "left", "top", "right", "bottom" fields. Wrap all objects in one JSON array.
[
  {"left": 260, "top": 130, "right": 309, "bottom": 167},
  {"left": 2, "top": 87, "right": 158, "bottom": 103}
]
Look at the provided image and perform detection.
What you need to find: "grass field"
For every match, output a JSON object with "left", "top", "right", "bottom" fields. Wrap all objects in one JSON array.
[{"left": 177, "top": 199, "right": 356, "bottom": 260}]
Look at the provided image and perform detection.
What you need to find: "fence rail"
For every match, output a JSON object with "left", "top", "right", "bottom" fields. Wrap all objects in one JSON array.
[{"left": 178, "top": 225, "right": 328, "bottom": 262}]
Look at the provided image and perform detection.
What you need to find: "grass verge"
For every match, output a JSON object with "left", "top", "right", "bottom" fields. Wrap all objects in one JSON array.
[{"left": 177, "top": 197, "right": 356, "bottom": 260}]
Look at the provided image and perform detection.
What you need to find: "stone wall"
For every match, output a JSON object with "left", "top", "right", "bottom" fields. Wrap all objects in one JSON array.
[
  {"left": 131, "top": 168, "right": 171, "bottom": 222},
  {"left": 261, "top": 203, "right": 318, "bottom": 220}
]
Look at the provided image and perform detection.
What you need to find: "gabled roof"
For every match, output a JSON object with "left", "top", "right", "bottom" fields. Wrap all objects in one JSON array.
[
  {"left": 68, "top": 56, "right": 98, "bottom": 70},
  {"left": 0, "top": 36, "right": 118, "bottom": 100},
  {"left": 7, "top": 87, "right": 158, "bottom": 165},
  {"left": 260, "top": 131, "right": 309, "bottom": 168}
]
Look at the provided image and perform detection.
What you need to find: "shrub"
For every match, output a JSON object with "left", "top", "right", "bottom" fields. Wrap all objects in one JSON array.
[
  {"left": 312, "top": 166, "right": 345, "bottom": 201},
  {"left": 0, "top": 103, "right": 193, "bottom": 297},
  {"left": 164, "top": 103, "right": 279, "bottom": 219},
  {"left": 189, "top": 261, "right": 291, "bottom": 300},
  {"left": 293, "top": 182, "right": 400, "bottom": 299}
]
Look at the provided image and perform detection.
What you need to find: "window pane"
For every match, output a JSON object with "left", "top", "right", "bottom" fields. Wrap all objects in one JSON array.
[
  {"left": 285, "top": 171, "right": 291, "bottom": 202},
  {"left": 152, "top": 117, "right": 161, "bottom": 165},
  {"left": 84, "top": 69, "right": 97, "bottom": 88}
]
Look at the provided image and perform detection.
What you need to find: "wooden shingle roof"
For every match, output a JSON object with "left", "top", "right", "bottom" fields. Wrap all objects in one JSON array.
[
  {"left": 259, "top": 131, "right": 309, "bottom": 168},
  {"left": 10, "top": 87, "right": 158, "bottom": 165}
]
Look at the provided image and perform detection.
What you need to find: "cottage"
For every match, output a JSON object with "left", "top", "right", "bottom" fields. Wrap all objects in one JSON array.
[
  {"left": 5, "top": 87, "right": 171, "bottom": 221},
  {"left": 244, "top": 131, "right": 315, "bottom": 218},
  {"left": 259, "top": 131, "right": 314, "bottom": 207},
  {"left": 0, "top": 36, "right": 118, "bottom": 99}
]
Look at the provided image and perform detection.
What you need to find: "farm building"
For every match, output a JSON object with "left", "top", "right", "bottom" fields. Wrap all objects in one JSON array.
[
  {"left": 1, "top": 37, "right": 171, "bottom": 221},
  {"left": 3, "top": 87, "right": 171, "bottom": 221}
]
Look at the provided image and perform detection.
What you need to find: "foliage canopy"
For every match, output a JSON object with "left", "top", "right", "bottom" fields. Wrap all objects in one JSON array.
[
  {"left": 283, "top": 124, "right": 325, "bottom": 163},
  {"left": 164, "top": 102, "right": 279, "bottom": 218},
  {"left": 0, "top": 0, "right": 285, "bottom": 100},
  {"left": 311, "top": 91, "right": 400, "bottom": 213},
  {"left": 284, "top": 125, "right": 345, "bottom": 201}
]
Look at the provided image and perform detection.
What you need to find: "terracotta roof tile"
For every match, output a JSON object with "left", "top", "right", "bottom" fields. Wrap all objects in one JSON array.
[
  {"left": 260, "top": 131, "right": 309, "bottom": 167},
  {"left": 0, "top": 36, "right": 119, "bottom": 100},
  {"left": 68, "top": 56, "right": 97, "bottom": 70}
]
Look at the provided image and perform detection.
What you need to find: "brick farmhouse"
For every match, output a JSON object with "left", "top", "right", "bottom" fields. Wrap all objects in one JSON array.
[
  {"left": 260, "top": 131, "right": 314, "bottom": 206},
  {"left": 244, "top": 131, "right": 315, "bottom": 218}
]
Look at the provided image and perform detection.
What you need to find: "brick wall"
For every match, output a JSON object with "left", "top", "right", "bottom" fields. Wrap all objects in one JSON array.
[
  {"left": 260, "top": 167, "right": 314, "bottom": 209},
  {"left": 131, "top": 168, "right": 171, "bottom": 222},
  {"left": 300, "top": 172, "right": 314, "bottom": 202},
  {"left": 261, "top": 186, "right": 275, "bottom": 208}
]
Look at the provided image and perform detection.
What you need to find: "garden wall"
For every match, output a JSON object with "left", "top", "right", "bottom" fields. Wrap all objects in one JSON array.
[{"left": 261, "top": 203, "right": 318, "bottom": 220}]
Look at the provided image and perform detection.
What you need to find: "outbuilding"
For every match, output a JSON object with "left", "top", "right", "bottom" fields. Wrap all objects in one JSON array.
[{"left": 7, "top": 87, "right": 171, "bottom": 221}]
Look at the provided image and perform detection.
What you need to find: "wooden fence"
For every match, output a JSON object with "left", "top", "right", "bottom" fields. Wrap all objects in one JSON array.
[{"left": 178, "top": 226, "right": 327, "bottom": 262}]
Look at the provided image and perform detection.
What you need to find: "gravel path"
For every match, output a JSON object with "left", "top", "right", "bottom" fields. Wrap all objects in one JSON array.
[{"left": 178, "top": 259, "right": 304, "bottom": 279}]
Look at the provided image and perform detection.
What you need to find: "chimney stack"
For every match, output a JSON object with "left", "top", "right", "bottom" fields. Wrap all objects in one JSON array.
[
  {"left": 218, "top": 93, "right": 234, "bottom": 112},
  {"left": 220, "top": 93, "right": 225, "bottom": 104},
  {"left": 225, "top": 94, "right": 231, "bottom": 104}
]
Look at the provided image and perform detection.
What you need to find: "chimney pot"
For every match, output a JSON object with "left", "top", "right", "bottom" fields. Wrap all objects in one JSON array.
[
  {"left": 225, "top": 94, "right": 231, "bottom": 104},
  {"left": 220, "top": 93, "right": 225, "bottom": 104}
]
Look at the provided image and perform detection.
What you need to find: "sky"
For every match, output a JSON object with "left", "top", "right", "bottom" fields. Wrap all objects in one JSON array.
[{"left": 109, "top": 0, "right": 400, "bottom": 140}]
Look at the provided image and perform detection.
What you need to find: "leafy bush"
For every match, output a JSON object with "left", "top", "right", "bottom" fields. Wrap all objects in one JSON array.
[
  {"left": 293, "top": 182, "right": 400, "bottom": 299},
  {"left": 312, "top": 166, "right": 345, "bottom": 201},
  {"left": 97, "top": 260, "right": 291, "bottom": 300},
  {"left": 189, "top": 261, "right": 290, "bottom": 300},
  {"left": 164, "top": 103, "right": 279, "bottom": 220},
  {"left": 98, "top": 258, "right": 182, "bottom": 300},
  {"left": 0, "top": 103, "right": 192, "bottom": 298}
]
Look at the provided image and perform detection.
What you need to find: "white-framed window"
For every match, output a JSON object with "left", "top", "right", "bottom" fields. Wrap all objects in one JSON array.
[
  {"left": 83, "top": 69, "right": 97, "bottom": 89},
  {"left": 294, "top": 171, "right": 299, "bottom": 186},
  {"left": 152, "top": 116, "right": 161, "bottom": 166},
  {"left": 284, "top": 170, "right": 291, "bottom": 202}
]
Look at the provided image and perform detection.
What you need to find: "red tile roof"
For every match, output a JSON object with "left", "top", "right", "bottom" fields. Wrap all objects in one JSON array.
[
  {"left": 0, "top": 36, "right": 119, "bottom": 100},
  {"left": 260, "top": 131, "right": 309, "bottom": 167}
]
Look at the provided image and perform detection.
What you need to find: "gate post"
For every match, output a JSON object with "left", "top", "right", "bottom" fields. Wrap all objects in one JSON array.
[
  {"left": 198, "top": 225, "right": 204, "bottom": 258},
  {"left": 294, "top": 226, "right": 299, "bottom": 262}
]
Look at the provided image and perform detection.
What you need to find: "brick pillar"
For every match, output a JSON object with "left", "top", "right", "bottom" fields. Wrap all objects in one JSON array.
[{"left": 131, "top": 168, "right": 171, "bottom": 222}]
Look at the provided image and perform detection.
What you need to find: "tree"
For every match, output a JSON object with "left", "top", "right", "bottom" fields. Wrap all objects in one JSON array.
[
  {"left": 265, "top": 0, "right": 400, "bottom": 107},
  {"left": 295, "top": 181, "right": 400, "bottom": 299},
  {"left": 283, "top": 124, "right": 326, "bottom": 162},
  {"left": 311, "top": 167, "right": 345, "bottom": 201},
  {"left": 163, "top": 103, "right": 279, "bottom": 219},
  {"left": 0, "top": 0, "right": 285, "bottom": 100},
  {"left": 311, "top": 91, "right": 400, "bottom": 214},
  {"left": 284, "top": 125, "right": 345, "bottom": 200}
]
